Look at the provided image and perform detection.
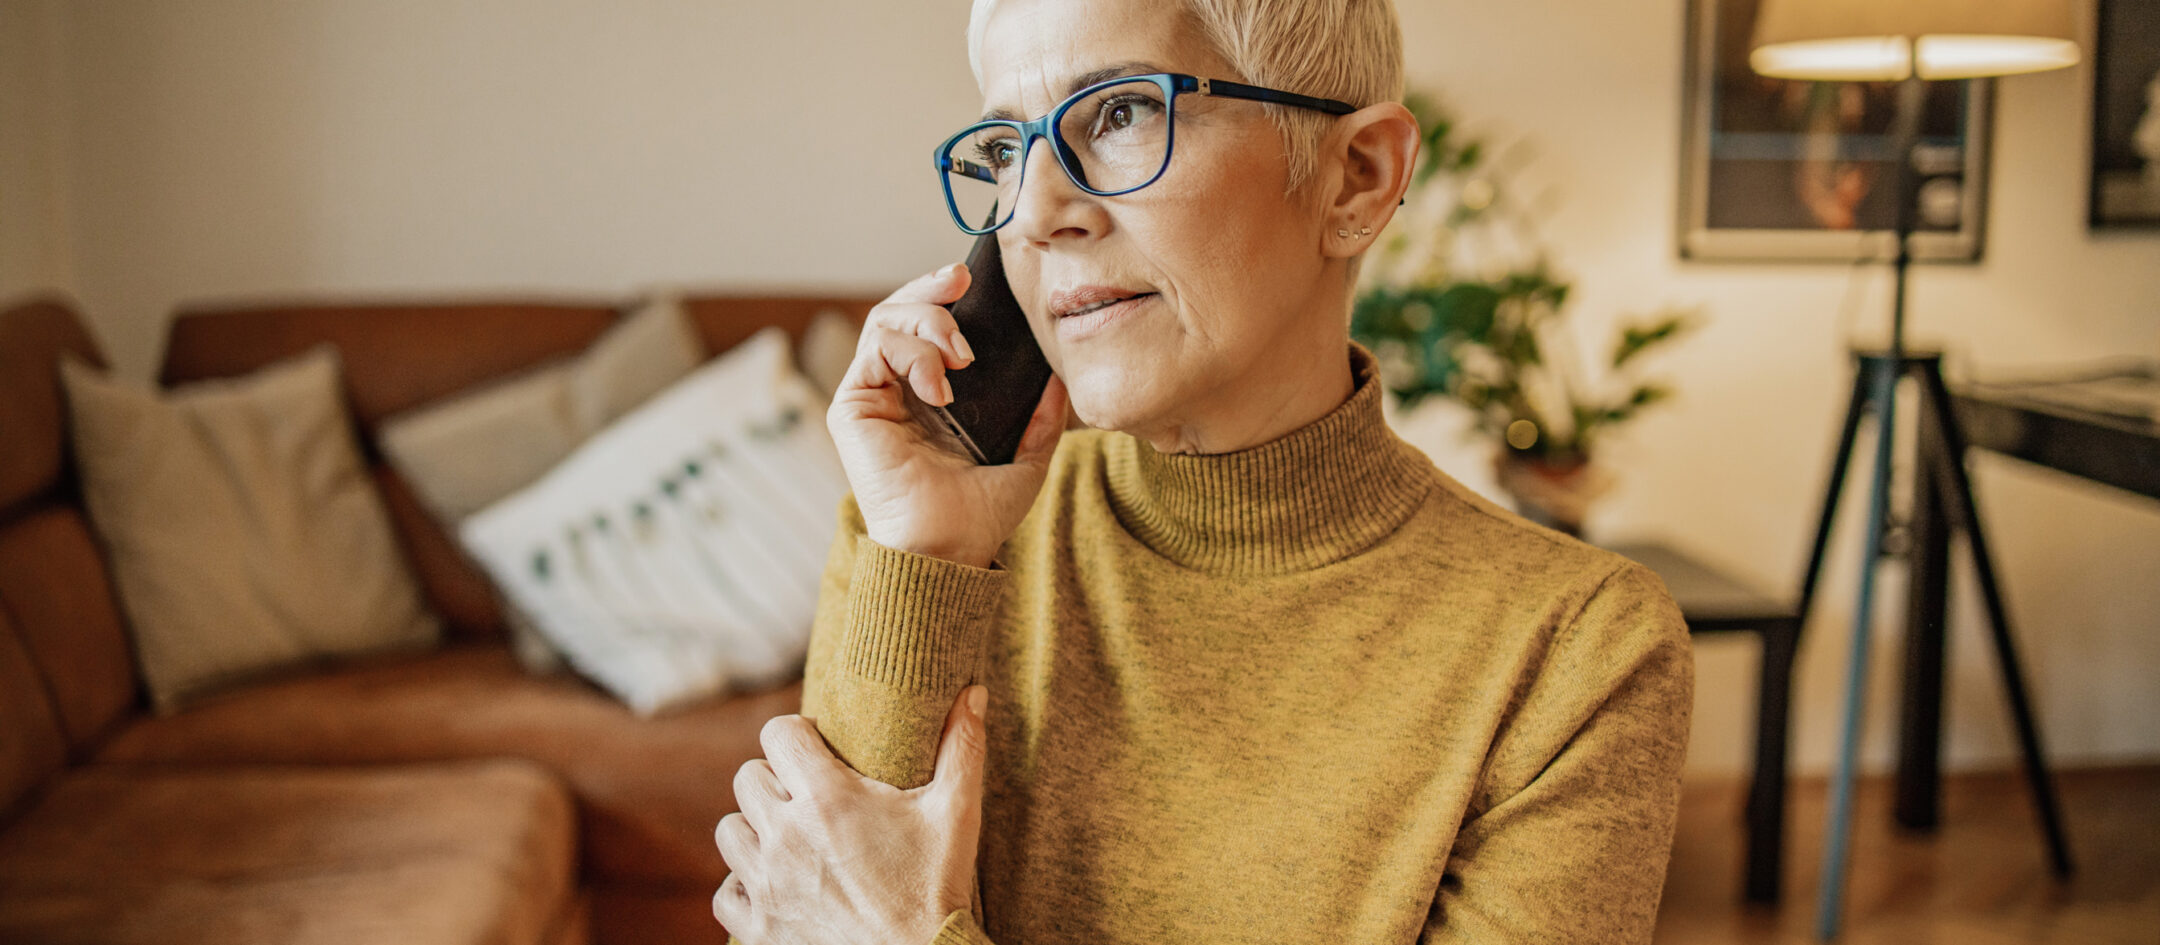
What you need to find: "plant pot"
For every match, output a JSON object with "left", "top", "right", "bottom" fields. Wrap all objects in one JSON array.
[{"left": 1492, "top": 450, "right": 1613, "bottom": 538}]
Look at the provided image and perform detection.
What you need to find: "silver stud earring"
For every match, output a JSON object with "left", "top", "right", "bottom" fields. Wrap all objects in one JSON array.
[
  {"left": 1336, "top": 227, "right": 1351, "bottom": 238},
  {"left": 1358, "top": 226, "right": 1372, "bottom": 236}
]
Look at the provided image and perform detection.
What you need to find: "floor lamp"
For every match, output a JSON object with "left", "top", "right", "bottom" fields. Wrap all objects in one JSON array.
[{"left": 1746, "top": 1, "right": 2084, "bottom": 939}]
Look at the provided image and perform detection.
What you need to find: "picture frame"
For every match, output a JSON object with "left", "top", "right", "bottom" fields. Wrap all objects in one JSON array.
[
  {"left": 2090, "top": 0, "right": 2160, "bottom": 229},
  {"left": 1678, "top": 0, "right": 1994, "bottom": 262}
]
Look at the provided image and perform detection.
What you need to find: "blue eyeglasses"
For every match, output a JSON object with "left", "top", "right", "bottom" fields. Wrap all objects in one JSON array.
[{"left": 933, "top": 72, "right": 1361, "bottom": 235}]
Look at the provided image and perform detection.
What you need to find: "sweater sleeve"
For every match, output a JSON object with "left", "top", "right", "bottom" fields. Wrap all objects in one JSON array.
[
  {"left": 798, "top": 491, "right": 1010, "bottom": 787},
  {"left": 723, "top": 493, "right": 1008, "bottom": 945},
  {"left": 926, "top": 907, "right": 999, "bottom": 944},
  {"left": 1420, "top": 559, "right": 1695, "bottom": 945}
]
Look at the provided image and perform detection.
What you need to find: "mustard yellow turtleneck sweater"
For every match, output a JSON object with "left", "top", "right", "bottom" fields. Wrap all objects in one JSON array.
[{"left": 779, "top": 339, "right": 1693, "bottom": 944}]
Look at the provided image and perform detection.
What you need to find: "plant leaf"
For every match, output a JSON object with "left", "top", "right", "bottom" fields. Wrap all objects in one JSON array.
[
  {"left": 1453, "top": 141, "right": 1483, "bottom": 172},
  {"left": 1427, "top": 283, "right": 1501, "bottom": 344},
  {"left": 1612, "top": 315, "right": 1691, "bottom": 369},
  {"left": 1630, "top": 383, "right": 1672, "bottom": 407}
]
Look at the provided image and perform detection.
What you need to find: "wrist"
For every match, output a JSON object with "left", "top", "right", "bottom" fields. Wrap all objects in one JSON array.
[
  {"left": 931, "top": 547, "right": 996, "bottom": 570},
  {"left": 886, "top": 538, "right": 996, "bottom": 570}
]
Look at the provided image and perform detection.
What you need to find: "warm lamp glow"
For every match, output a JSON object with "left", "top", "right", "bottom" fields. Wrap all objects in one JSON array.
[
  {"left": 1915, "top": 34, "right": 2081, "bottom": 78},
  {"left": 1750, "top": 0, "right": 2081, "bottom": 81},
  {"left": 1751, "top": 34, "right": 2081, "bottom": 81},
  {"left": 1750, "top": 37, "right": 1914, "bottom": 82}
]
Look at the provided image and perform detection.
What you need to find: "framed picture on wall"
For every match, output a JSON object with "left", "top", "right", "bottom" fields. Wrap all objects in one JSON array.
[
  {"left": 2091, "top": 0, "right": 2160, "bottom": 228},
  {"left": 1678, "top": 0, "right": 1994, "bottom": 262}
]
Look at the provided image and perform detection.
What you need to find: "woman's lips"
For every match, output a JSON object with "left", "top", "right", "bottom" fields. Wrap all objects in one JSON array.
[{"left": 1056, "top": 292, "right": 1156, "bottom": 339}]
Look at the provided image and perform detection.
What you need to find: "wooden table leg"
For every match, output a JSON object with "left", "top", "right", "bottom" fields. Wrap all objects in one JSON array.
[{"left": 1746, "top": 616, "right": 1799, "bottom": 902}]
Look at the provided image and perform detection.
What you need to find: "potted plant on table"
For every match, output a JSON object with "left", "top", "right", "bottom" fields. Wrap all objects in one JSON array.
[{"left": 1353, "top": 92, "right": 1698, "bottom": 537}]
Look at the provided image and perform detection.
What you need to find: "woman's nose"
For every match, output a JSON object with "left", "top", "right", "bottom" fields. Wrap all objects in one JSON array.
[{"left": 1010, "top": 133, "right": 1100, "bottom": 245}]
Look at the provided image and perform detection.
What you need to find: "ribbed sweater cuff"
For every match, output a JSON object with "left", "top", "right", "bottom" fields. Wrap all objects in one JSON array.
[
  {"left": 732, "top": 910, "right": 990, "bottom": 945},
  {"left": 838, "top": 533, "right": 1007, "bottom": 691},
  {"left": 930, "top": 908, "right": 997, "bottom": 945}
]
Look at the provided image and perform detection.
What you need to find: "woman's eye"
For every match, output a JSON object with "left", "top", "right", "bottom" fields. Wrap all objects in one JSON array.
[
  {"left": 972, "top": 138, "right": 1021, "bottom": 171},
  {"left": 1091, "top": 95, "right": 1161, "bottom": 137}
]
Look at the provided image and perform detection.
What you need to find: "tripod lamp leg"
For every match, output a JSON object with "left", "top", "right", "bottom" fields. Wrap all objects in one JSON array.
[{"left": 1815, "top": 358, "right": 1901, "bottom": 941}]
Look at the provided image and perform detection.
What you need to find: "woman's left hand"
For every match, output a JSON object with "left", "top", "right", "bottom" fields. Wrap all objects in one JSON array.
[{"left": 715, "top": 685, "right": 989, "bottom": 945}]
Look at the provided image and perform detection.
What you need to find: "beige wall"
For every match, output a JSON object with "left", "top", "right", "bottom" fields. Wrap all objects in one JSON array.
[
  {"left": 0, "top": 0, "right": 75, "bottom": 303},
  {"left": 43, "top": 0, "right": 989, "bottom": 378},
  {"left": 3, "top": 0, "right": 2155, "bottom": 776}
]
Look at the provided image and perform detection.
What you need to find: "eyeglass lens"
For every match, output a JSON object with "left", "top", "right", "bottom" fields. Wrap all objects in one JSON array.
[{"left": 944, "top": 78, "right": 1173, "bottom": 231}]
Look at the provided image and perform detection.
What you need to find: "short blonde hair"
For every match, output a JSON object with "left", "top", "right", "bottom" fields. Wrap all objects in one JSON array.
[{"left": 966, "top": 0, "right": 1405, "bottom": 199}]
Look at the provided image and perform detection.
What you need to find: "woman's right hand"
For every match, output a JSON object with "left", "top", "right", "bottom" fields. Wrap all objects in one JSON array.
[{"left": 826, "top": 262, "right": 1070, "bottom": 570}]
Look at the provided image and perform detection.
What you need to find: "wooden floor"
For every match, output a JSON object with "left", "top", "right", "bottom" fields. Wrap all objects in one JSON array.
[{"left": 1655, "top": 766, "right": 2160, "bottom": 944}]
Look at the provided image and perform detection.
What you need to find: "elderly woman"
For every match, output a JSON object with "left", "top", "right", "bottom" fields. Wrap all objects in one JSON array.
[{"left": 713, "top": 0, "right": 1694, "bottom": 942}]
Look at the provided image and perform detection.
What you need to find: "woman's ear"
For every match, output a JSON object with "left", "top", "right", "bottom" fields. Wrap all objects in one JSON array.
[{"left": 1321, "top": 101, "right": 1419, "bottom": 259}]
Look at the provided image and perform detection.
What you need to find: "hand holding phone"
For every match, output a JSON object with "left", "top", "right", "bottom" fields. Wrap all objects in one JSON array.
[
  {"left": 825, "top": 245, "right": 1070, "bottom": 569},
  {"left": 897, "top": 228, "right": 1056, "bottom": 466}
]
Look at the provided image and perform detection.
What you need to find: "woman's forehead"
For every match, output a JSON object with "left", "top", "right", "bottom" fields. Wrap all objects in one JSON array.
[{"left": 976, "top": 0, "right": 1218, "bottom": 117}]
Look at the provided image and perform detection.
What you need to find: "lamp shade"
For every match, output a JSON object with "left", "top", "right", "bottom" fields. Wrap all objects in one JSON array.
[{"left": 1751, "top": 0, "right": 2080, "bottom": 81}]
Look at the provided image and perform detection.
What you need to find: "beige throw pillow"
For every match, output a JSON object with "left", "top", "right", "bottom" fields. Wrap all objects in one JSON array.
[
  {"left": 60, "top": 346, "right": 441, "bottom": 712},
  {"left": 378, "top": 296, "right": 707, "bottom": 672}
]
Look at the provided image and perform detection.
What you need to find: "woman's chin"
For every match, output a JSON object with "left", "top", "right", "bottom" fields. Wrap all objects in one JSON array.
[{"left": 1064, "top": 379, "right": 1154, "bottom": 435}]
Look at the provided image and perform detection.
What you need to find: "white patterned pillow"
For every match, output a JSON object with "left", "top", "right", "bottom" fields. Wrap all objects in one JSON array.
[{"left": 459, "top": 327, "right": 847, "bottom": 715}]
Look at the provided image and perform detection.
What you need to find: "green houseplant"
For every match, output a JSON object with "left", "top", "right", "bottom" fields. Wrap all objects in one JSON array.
[{"left": 1351, "top": 91, "right": 1698, "bottom": 536}]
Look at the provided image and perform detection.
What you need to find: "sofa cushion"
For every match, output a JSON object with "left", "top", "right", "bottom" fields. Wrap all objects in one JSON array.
[
  {"left": 60, "top": 347, "right": 442, "bottom": 711},
  {"left": 0, "top": 607, "right": 67, "bottom": 821},
  {"left": 94, "top": 646, "right": 802, "bottom": 888},
  {"left": 0, "top": 507, "right": 138, "bottom": 749},
  {"left": 377, "top": 464, "right": 517, "bottom": 645},
  {"left": 0, "top": 760, "right": 580, "bottom": 945}
]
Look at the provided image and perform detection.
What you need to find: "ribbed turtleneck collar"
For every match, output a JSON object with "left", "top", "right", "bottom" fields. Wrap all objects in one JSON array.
[{"left": 1102, "top": 339, "right": 1437, "bottom": 576}]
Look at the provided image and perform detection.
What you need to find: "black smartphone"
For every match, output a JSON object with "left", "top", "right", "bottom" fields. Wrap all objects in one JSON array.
[{"left": 899, "top": 222, "right": 1055, "bottom": 465}]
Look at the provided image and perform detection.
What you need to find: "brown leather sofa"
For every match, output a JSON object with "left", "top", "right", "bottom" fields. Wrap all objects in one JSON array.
[{"left": 0, "top": 292, "right": 876, "bottom": 945}]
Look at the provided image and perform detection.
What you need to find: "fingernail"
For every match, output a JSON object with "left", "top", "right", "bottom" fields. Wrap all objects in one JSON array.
[
  {"left": 954, "top": 334, "right": 974, "bottom": 362},
  {"left": 938, "top": 263, "right": 959, "bottom": 278},
  {"left": 940, "top": 376, "right": 954, "bottom": 404},
  {"left": 968, "top": 686, "right": 987, "bottom": 719}
]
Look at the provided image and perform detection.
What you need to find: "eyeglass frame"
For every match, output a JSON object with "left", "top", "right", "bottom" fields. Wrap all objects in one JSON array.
[{"left": 932, "top": 72, "right": 1373, "bottom": 235}]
